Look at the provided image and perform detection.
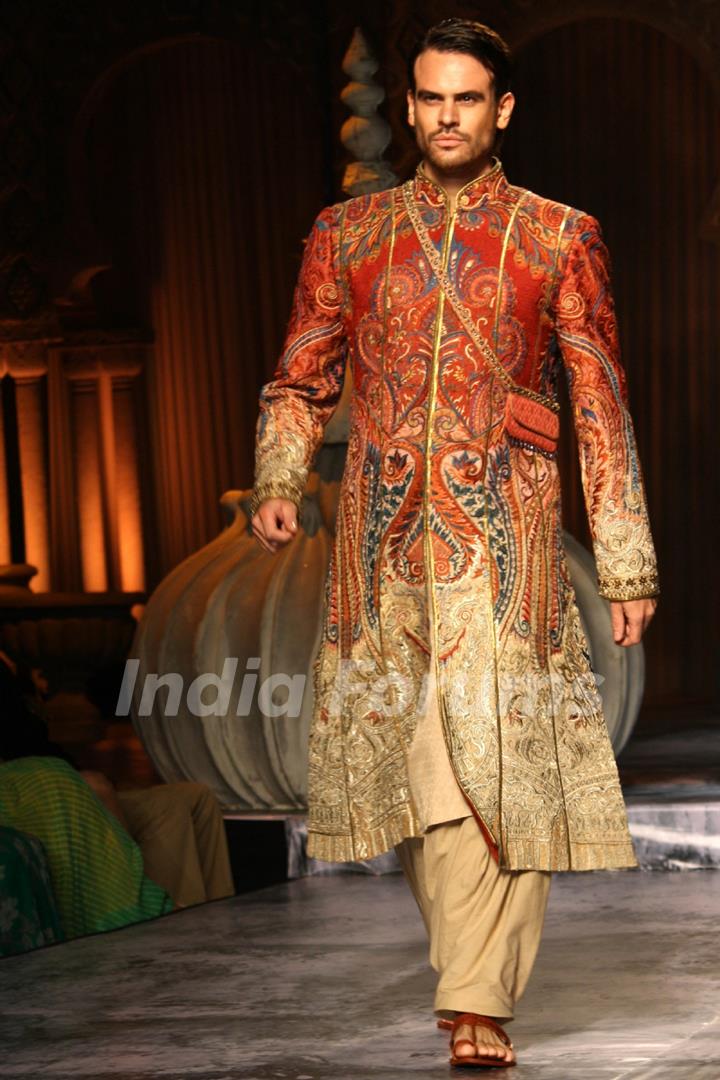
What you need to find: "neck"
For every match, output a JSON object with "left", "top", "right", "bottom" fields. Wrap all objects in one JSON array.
[{"left": 421, "top": 155, "right": 495, "bottom": 209}]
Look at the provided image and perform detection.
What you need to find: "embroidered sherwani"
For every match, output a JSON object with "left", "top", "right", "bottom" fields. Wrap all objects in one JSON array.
[{"left": 252, "top": 159, "right": 660, "bottom": 872}]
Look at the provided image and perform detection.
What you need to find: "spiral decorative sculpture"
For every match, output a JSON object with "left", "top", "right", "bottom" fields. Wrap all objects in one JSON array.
[{"left": 340, "top": 27, "right": 397, "bottom": 196}]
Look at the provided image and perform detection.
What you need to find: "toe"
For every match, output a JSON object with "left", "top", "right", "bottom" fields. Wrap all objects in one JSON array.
[
  {"left": 475, "top": 1027, "right": 514, "bottom": 1062},
  {"left": 451, "top": 1020, "right": 516, "bottom": 1064},
  {"left": 452, "top": 1024, "right": 476, "bottom": 1058}
]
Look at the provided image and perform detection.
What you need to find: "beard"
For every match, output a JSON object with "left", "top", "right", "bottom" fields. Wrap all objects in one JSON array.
[{"left": 415, "top": 126, "right": 496, "bottom": 177}]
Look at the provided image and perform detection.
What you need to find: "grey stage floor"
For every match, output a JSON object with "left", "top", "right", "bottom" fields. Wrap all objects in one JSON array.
[{"left": 0, "top": 870, "right": 718, "bottom": 1080}]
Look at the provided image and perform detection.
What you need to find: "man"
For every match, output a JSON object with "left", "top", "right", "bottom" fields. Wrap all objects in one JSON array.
[{"left": 250, "top": 18, "right": 658, "bottom": 1069}]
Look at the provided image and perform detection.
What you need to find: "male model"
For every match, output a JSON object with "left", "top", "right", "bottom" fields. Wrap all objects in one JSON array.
[{"left": 250, "top": 18, "right": 658, "bottom": 1068}]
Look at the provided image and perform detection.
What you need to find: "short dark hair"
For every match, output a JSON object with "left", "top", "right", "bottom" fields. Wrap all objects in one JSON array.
[{"left": 407, "top": 18, "right": 513, "bottom": 99}]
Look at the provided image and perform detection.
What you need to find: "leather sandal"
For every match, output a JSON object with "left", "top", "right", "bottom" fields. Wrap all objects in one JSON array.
[{"left": 437, "top": 1012, "right": 516, "bottom": 1068}]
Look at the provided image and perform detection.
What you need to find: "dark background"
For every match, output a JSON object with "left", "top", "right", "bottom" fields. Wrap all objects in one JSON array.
[{"left": 0, "top": 0, "right": 718, "bottom": 726}]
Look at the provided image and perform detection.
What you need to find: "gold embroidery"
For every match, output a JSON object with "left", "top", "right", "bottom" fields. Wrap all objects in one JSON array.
[{"left": 422, "top": 203, "right": 485, "bottom": 843}]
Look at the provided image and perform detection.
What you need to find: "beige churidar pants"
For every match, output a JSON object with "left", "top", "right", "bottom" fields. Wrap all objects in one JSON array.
[
  {"left": 117, "top": 782, "right": 234, "bottom": 909},
  {"left": 395, "top": 656, "right": 552, "bottom": 1022}
]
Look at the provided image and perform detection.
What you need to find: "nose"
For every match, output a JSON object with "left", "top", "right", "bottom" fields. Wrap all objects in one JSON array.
[{"left": 438, "top": 96, "right": 459, "bottom": 128}]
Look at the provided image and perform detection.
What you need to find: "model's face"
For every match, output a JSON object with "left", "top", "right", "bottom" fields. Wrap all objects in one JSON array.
[{"left": 407, "top": 49, "right": 514, "bottom": 177}]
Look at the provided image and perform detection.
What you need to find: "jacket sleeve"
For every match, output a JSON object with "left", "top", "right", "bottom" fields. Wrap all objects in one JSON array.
[
  {"left": 250, "top": 204, "right": 348, "bottom": 515},
  {"left": 555, "top": 213, "right": 660, "bottom": 601}
]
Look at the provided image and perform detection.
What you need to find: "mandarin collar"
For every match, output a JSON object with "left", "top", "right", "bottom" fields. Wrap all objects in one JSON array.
[{"left": 413, "top": 156, "right": 507, "bottom": 209}]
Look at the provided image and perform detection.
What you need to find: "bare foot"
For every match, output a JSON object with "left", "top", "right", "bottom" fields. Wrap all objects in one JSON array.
[{"left": 451, "top": 1016, "right": 516, "bottom": 1064}]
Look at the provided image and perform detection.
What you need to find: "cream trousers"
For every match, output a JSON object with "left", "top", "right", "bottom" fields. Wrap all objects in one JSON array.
[
  {"left": 117, "top": 782, "right": 234, "bottom": 909},
  {"left": 395, "top": 816, "right": 552, "bottom": 1022}
]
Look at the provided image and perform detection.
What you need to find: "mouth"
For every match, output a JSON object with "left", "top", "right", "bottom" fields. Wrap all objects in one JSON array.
[{"left": 433, "top": 135, "right": 466, "bottom": 149}]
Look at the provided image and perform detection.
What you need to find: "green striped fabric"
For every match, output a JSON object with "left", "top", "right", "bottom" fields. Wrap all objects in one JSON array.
[{"left": 0, "top": 756, "right": 173, "bottom": 940}]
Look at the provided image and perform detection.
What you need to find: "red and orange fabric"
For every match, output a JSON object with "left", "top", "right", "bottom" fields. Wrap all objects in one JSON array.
[{"left": 253, "top": 158, "right": 659, "bottom": 871}]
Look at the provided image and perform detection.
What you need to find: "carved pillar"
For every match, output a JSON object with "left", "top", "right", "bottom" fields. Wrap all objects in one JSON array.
[
  {"left": 0, "top": 344, "right": 52, "bottom": 589},
  {"left": 47, "top": 348, "right": 81, "bottom": 590},
  {"left": 50, "top": 339, "right": 150, "bottom": 593}
]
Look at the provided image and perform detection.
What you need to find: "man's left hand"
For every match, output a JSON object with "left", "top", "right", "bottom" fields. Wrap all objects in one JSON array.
[{"left": 610, "top": 597, "right": 658, "bottom": 646}]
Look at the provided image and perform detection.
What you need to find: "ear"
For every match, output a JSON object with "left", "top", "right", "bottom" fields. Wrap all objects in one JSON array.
[
  {"left": 495, "top": 91, "right": 515, "bottom": 131},
  {"left": 407, "top": 88, "right": 416, "bottom": 128}
]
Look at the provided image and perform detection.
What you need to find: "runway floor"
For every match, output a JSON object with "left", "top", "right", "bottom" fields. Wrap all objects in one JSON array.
[{"left": 1, "top": 868, "right": 718, "bottom": 1079}]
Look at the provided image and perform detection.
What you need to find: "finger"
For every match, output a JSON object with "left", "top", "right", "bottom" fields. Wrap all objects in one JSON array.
[
  {"left": 621, "top": 620, "right": 642, "bottom": 646},
  {"left": 251, "top": 520, "right": 278, "bottom": 554},
  {"left": 260, "top": 511, "right": 292, "bottom": 543},
  {"left": 610, "top": 603, "right": 626, "bottom": 644},
  {"left": 253, "top": 512, "right": 277, "bottom": 542},
  {"left": 254, "top": 534, "right": 276, "bottom": 554},
  {"left": 267, "top": 503, "right": 298, "bottom": 539},
  {"left": 263, "top": 509, "right": 298, "bottom": 543},
  {"left": 621, "top": 626, "right": 641, "bottom": 645},
  {"left": 278, "top": 503, "right": 299, "bottom": 535}
]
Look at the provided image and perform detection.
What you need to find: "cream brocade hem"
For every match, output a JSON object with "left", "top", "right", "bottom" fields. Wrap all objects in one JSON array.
[
  {"left": 306, "top": 805, "right": 422, "bottom": 865},
  {"left": 306, "top": 811, "right": 639, "bottom": 872},
  {"left": 305, "top": 649, "right": 639, "bottom": 872}
]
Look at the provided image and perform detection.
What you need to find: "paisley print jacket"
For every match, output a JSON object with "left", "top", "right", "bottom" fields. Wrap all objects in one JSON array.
[{"left": 252, "top": 159, "right": 660, "bottom": 871}]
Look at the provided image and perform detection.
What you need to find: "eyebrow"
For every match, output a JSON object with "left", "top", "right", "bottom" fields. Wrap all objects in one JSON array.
[{"left": 415, "top": 89, "right": 487, "bottom": 100}]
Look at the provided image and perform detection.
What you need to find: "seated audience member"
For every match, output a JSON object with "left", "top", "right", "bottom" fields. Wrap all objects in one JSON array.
[
  {"left": 82, "top": 661, "right": 235, "bottom": 908},
  {"left": 0, "top": 654, "right": 173, "bottom": 945},
  {"left": 0, "top": 653, "right": 234, "bottom": 949},
  {"left": 81, "top": 771, "right": 234, "bottom": 909}
]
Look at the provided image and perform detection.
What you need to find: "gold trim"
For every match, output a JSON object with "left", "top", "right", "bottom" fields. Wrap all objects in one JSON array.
[
  {"left": 402, "top": 182, "right": 560, "bottom": 413},
  {"left": 477, "top": 370, "right": 505, "bottom": 860},
  {"left": 338, "top": 201, "right": 351, "bottom": 342},
  {"left": 378, "top": 191, "right": 398, "bottom": 680},
  {"left": 342, "top": 198, "right": 390, "bottom": 674},
  {"left": 492, "top": 191, "right": 529, "bottom": 354},
  {"left": 307, "top": 822, "right": 638, "bottom": 871},
  {"left": 337, "top": 201, "right": 355, "bottom": 423},
  {"left": 424, "top": 205, "right": 456, "bottom": 829},
  {"left": 421, "top": 204, "right": 500, "bottom": 855},
  {"left": 333, "top": 496, "right": 357, "bottom": 849},
  {"left": 528, "top": 204, "right": 573, "bottom": 388},
  {"left": 550, "top": 205, "right": 573, "bottom": 292},
  {"left": 531, "top": 452, "right": 573, "bottom": 867},
  {"left": 346, "top": 199, "right": 399, "bottom": 672}
]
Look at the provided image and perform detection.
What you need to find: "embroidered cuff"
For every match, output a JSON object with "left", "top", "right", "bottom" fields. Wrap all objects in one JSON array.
[
  {"left": 597, "top": 571, "right": 660, "bottom": 601},
  {"left": 249, "top": 481, "right": 303, "bottom": 518}
]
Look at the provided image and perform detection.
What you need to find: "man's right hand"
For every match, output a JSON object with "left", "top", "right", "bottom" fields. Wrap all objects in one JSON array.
[{"left": 251, "top": 498, "right": 298, "bottom": 554}]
